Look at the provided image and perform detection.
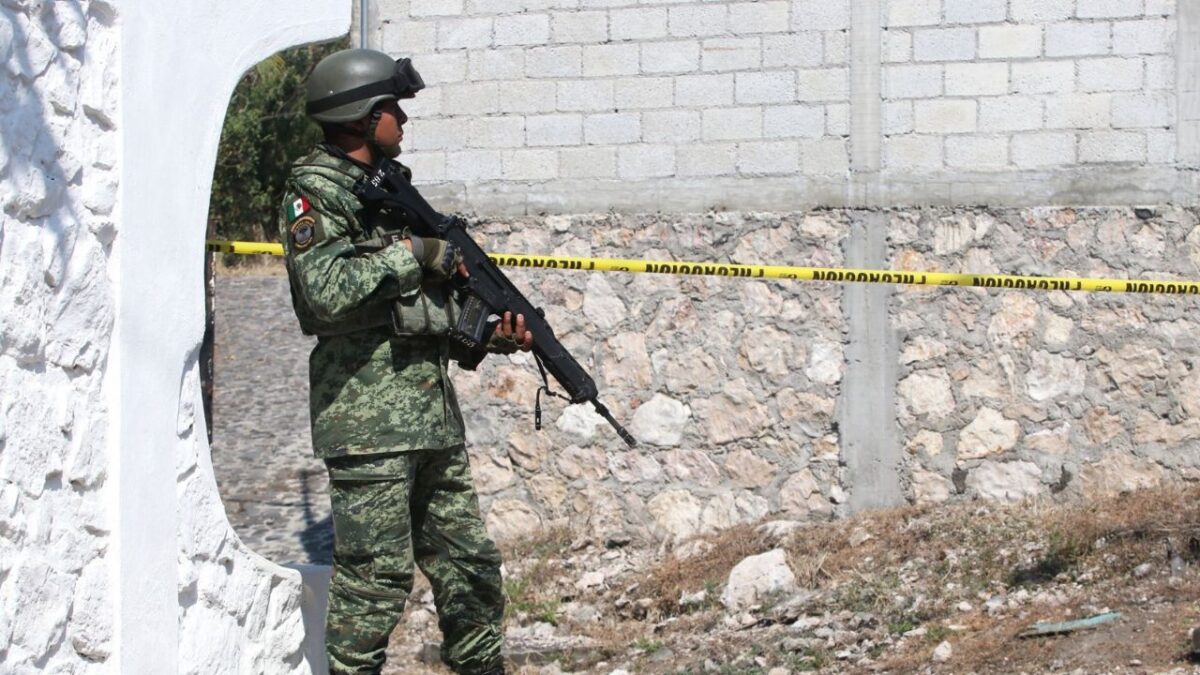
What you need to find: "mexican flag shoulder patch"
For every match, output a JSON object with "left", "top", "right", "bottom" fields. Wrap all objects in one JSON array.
[{"left": 287, "top": 196, "right": 311, "bottom": 221}]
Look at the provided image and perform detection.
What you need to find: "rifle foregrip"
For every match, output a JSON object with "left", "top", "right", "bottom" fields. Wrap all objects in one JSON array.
[{"left": 534, "top": 342, "right": 597, "bottom": 404}]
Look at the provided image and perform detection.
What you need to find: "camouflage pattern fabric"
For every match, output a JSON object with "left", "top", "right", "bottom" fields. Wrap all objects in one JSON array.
[
  {"left": 279, "top": 144, "right": 506, "bottom": 673},
  {"left": 277, "top": 145, "right": 472, "bottom": 457},
  {"left": 324, "top": 448, "right": 505, "bottom": 675}
]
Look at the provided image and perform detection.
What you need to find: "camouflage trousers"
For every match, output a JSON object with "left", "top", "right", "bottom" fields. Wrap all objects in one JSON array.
[{"left": 324, "top": 445, "right": 505, "bottom": 675}]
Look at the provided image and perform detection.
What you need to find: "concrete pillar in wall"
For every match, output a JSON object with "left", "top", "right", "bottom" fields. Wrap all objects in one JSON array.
[
  {"left": 840, "top": 0, "right": 903, "bottom": 511},
  {"left": 839, "top": 211, "right": 904, "bottom": 513},
  {"left": 849, "top": 0, "right": 883, "bottom": 207},
  {"left": 1179, "top": 0, "right": 1200, "bottom": 169}
]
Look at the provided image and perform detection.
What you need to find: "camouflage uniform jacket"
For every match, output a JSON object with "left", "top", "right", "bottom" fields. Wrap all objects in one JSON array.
[{"left": 279, "top": 144, "right": 472, "bottom": 458}]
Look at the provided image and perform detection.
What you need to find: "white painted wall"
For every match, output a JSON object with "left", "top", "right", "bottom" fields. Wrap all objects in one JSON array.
[
  {"left": 370, "top": 0, "right": 1198, "bottom": 212},
  {"left": 1, "top": 1, "right": 348, "bottom": 673},
  {"left": 0, "top": 1, "right": 119, "bottom": 671},
  {"left": 119, "top": 3, "right": 349, "bottom": 671}
]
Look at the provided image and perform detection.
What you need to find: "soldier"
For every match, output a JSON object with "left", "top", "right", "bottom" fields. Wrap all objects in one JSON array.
[{"left": 279, "top": 48, "right": 530, "bottom": 675}]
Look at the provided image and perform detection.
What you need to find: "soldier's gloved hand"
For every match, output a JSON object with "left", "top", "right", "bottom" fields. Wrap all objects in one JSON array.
[
  {"left": 486, "top": 329, "right": 522, "bottom": 355},
  {"left": 487, "top": 311, "right": 534, "bottom": 354},
  {"left": 407, "top": 235, "right": 463, "bottom": 281}
]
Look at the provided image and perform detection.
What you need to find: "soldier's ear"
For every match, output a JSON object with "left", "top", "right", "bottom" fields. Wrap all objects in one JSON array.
[{"left": 324, "top": 119, "right": 368, "bottom": 139}]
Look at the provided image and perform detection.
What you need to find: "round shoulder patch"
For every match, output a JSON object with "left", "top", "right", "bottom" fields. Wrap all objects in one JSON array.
[{"left": 291, "top": 216, "right": 317, "bottom": 251}]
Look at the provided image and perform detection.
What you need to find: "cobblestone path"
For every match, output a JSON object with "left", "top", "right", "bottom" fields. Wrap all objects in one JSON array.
[{"left": 211, "top": 273, "right": 332, "bottom": 566}]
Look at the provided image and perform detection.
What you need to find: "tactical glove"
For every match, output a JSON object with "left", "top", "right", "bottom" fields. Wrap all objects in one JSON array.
[
  {"left": 408, "top": 235, "right": 462, "bottom": 281},
  {"left": 485, "top": 326, "right": 523, "bottom": 354}
]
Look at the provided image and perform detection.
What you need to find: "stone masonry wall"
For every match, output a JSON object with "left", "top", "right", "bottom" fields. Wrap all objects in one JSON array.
[
  {"left": 435, "top": 206, "right": 1200, "bottom": 544},
  {"left": 891, "top": 206, "right": 1200, "bottom": 506},
  {"left": 456, "top": 212, "right": 849, "bottom": 542},
  {"left": 0, "top": 1, "right": 119, "bottom": 671},
  {"left": 368, "top": 0, "right": 1195, "bottom": 212}
]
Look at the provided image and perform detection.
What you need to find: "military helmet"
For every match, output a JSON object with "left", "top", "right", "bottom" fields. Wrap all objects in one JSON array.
[{"left": 305, "top": 48, "right": 424, "bottom": 123}]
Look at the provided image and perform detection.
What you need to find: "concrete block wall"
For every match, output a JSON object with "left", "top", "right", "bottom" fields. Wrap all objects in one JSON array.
[
  {"left": 353, "top": 0, "right": 1200, "bottom": 539},
  {"left": 372, "top": 0, "right": 1197, "bottom": 212},
  {"left": 881, "top": 0, "right": 1177, "bottom": 173},
  {"left": 383, "top": 0, "right": 853, "bottom": 195}
]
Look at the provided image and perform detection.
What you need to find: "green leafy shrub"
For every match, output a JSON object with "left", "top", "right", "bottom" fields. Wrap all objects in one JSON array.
[{"left": 208, "top": 37, "right": 349, "bottom": 252}]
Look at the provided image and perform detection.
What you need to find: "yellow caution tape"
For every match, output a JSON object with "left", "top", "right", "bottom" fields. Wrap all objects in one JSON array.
[
  {"left": 206, "top": 240, "right": 1200, "bottom": 295},
  {"left": 207, "top": 240, "right": 285, "bottom": 256}
]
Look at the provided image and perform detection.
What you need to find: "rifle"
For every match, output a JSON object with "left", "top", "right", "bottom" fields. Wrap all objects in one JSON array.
[{"left": 352, "top": 160, "right": 637, "bottom": 448}]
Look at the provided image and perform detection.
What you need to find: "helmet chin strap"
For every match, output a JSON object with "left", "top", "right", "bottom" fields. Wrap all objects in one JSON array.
[{"left": 363, "top": 107, "right": 402, "bottom": 161}]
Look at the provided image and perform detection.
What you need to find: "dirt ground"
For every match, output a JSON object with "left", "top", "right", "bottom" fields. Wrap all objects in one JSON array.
[{"left": 381, "top": 486, "right": 1200, "bottom": 675}]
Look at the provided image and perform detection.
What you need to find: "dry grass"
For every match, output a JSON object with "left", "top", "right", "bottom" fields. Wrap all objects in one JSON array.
[
  {"left": 603, "top": 485, "right": 1200, "bottom": 673},
  {"left": 498, "top": 526, "right": 575, "bottom": 627},
  {"left": 378, "top": 486, "right": 1200, "bottom": 673},
  {"left": 1043, "top": 483, "right": 1200, "bottom": 567},
  {"left": 640, "top": 525, "right": 773, "bottom": 616},
  {"left": 499, "top": 525, "right": 575, "bottom": 562},
  {"left": 781, "top": 485, "right": 1200, "bottom": 599},
  {"left": 883, "top": 576, "right": 1200, "bottom": 674}
]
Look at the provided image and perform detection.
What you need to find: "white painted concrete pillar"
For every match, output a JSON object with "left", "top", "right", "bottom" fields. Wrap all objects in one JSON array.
[{"left": 115, "top": 2, "right": 347, "bottom": 672}]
